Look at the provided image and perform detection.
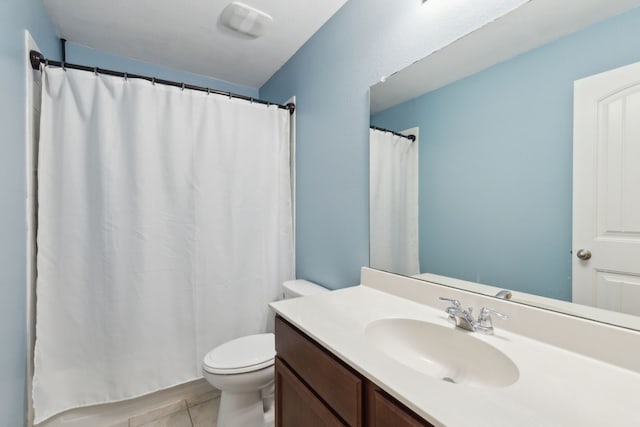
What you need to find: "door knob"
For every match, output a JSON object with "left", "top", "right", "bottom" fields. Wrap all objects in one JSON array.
[{"left": 576, "top": 249, "right": 592, "bottom": 260}]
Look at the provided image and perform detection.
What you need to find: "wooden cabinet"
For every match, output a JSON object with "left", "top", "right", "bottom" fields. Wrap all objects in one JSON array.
[
  {"left": 275, "top": 316, "right": 362, "bottom": 426},
  {"left": 275, "top": 357, "right": 344, "bottom": 426},
  {"left": 365, "top": 382, "right": 431, "bottom": 427},
  {"left": 275, "top": 316, "right": 434, "bottom": 427}
]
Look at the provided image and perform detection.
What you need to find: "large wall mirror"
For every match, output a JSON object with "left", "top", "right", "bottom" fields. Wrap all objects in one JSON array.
[{"left": 369, "top": 0, "right": 640, "bottom": 330}]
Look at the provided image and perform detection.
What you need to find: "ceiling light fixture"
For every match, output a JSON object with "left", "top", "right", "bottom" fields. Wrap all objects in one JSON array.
[{"left": 220, "top": 2, "right": 273, "bottom": 38}]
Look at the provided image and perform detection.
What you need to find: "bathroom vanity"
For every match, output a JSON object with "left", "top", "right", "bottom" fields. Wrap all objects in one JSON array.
[
  {"left": 270, "top": 268, "right": 640, "bottom": 427},
  {"left": 275, "top": 315, "right": 431, "bottom": 426}
]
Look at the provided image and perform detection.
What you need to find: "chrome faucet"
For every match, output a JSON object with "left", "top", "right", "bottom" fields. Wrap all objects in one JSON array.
[
  {"left": 495, "top": 290, "right": 512, "bottom": 300},
  {"left": 439, "top": 297, "right": 507, "bottom": 335}
]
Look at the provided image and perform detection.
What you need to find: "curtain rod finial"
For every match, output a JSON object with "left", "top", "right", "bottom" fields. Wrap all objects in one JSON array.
[
  {"left": 29, "top": 50, "right": 43, "bottom": 70},
  {"left": 286, "top": 103, "right": 295, "bottom": 114}
]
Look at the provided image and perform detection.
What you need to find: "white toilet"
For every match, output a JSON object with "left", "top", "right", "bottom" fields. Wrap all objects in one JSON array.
[{"left": 202, "top": 279, "right": 329, "bottom": 427}]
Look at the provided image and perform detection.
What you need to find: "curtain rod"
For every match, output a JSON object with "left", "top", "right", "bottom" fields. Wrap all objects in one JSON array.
[
  {"left": 370, "top": 125, "right": 416, "bottom": 141},
  {"left": 29, "top": 50, "right": 295, "bottom": 114}
]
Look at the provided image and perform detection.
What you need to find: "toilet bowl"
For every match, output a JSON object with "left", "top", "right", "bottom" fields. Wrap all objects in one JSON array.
[
  {"left": 202, "top": 280, "right": 328, "bottom": 427},
  {"left": 202, "top": 333, "right": 275, "bottom": 427}
]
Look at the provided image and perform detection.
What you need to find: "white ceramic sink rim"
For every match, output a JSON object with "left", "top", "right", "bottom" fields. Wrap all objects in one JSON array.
[{"left": 365, "top": 318, "right": 519, "bottom": 388}]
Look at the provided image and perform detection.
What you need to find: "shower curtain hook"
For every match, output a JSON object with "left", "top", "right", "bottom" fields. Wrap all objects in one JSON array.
[
  {"left": 151, "top": 77, "right": 155, "bottom": 86},
  {"left": 181, "top": 83, "right": 185, "bottom": 91},
  {"left": 207, "top": 88, "right": 211, "bottom": 95},
  {"left": 123, "top": 72, "right": 128, "bottom": 81},
  {"left": 61, "top": 61, "right": 66, "bottom": 71},
  {"left": 94, "top": 67, "right": 98, "bottom": 76},
  {"left": 45, "top": 58, "right": 49, "bottom": 68},
  {"left": 228, "top": 92, "right": 232, "bottom": 99}
]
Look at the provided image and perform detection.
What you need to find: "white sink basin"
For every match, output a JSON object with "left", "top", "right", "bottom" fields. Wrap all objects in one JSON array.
[{"left": 365, "top": 318, "right": 519, "bottom": 388}]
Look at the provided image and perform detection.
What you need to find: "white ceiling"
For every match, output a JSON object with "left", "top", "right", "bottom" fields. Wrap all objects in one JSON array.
[
  {"left": 371, "top": 0, "right": 640, "bottom": 114},
  {"left": 42, "top": 0, "right": 348, "bottom": 88}
]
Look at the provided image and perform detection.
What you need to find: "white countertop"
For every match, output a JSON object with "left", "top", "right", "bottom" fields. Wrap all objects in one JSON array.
[{"left": 270, "top": 285, "right": 640, "bottom": 427}]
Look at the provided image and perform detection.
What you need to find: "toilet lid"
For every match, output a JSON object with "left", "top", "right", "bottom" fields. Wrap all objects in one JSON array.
[{"left": 202, "top": 333, "right": 275, "bottom": 374}]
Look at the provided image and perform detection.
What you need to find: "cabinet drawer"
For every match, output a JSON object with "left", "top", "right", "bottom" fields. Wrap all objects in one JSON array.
[{"left": 275, "top": 316, "right": 363, "bottom": 426}]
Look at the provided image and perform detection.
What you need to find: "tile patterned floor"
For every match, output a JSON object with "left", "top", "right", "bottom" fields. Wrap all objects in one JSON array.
[
  {"left": 110, "top": 391, "right": 274, "bottom": 427},
  {"left": 186, "top": 398, "right": 219, "bottom": 427},
  {"left": 130, "top": 394, "right": 220, "bottom": 427}
]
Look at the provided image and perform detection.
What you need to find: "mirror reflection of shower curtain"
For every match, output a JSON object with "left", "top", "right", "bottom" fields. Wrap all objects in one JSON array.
[
  {"left": 33, "top": 68, "right": 294, "bottom": 423},
  {"left": 369, "top": 128, "right": 419, "bottom": 276}
]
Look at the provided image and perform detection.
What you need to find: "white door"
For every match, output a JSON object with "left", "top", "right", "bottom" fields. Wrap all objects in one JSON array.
[{"left": 573, "top": 61, "right": 640, "bottom": 315}]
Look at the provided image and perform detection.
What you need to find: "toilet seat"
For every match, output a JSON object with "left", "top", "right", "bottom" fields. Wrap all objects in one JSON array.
[{"left": 203, "top": 333, "right": 275, "bottom": 375}]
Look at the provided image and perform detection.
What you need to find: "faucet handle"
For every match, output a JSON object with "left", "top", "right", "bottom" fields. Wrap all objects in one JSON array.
[
  {"left": 439, "top": 297, "right": 461, "bottom": 308},
  {"left": 479, "top": 307, "right": 508, "bottom": 320},
  {"left": 439, "top": 297, "right": 461, "bottom": 324},
  {"left": 475, "top": 308, "right": 507, "bottom": 335}
]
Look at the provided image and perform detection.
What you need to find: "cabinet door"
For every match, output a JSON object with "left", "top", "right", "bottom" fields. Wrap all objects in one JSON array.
[
  {"left": 275, "top": 357, "right": 346, "bottom": 427},
  {"left": 275, "top": 316, "right": 362, "bottom": 426},
  {"left": 365, "top": 382, "right": 433, "bottom": 427}
]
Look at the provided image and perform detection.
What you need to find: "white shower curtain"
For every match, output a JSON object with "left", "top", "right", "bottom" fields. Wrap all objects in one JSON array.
[
  {"left": 33, "top": 68, "right": 294, "bottom": 423},
  {"left": 369, "top": 128, "right": 420, "bottom": 276}
]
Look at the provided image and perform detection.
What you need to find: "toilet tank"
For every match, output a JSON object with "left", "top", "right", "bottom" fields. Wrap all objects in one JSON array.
[{"left": 282, "top": 279, "right": 329, "bottom": 299}]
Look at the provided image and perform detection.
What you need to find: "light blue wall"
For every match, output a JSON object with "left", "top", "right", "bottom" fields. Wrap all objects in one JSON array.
[
  {"left": 260, "top": 0, "right": 527, "bottom": 289},
  {"left": 0, "top": 1, "right": 59, "bottom": 425},
  {"left": 66, "top": 43, "right": 258, "bottom": 98},
  {"left": 371, "top": 7, "right": 640, "bottom": 300}
]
